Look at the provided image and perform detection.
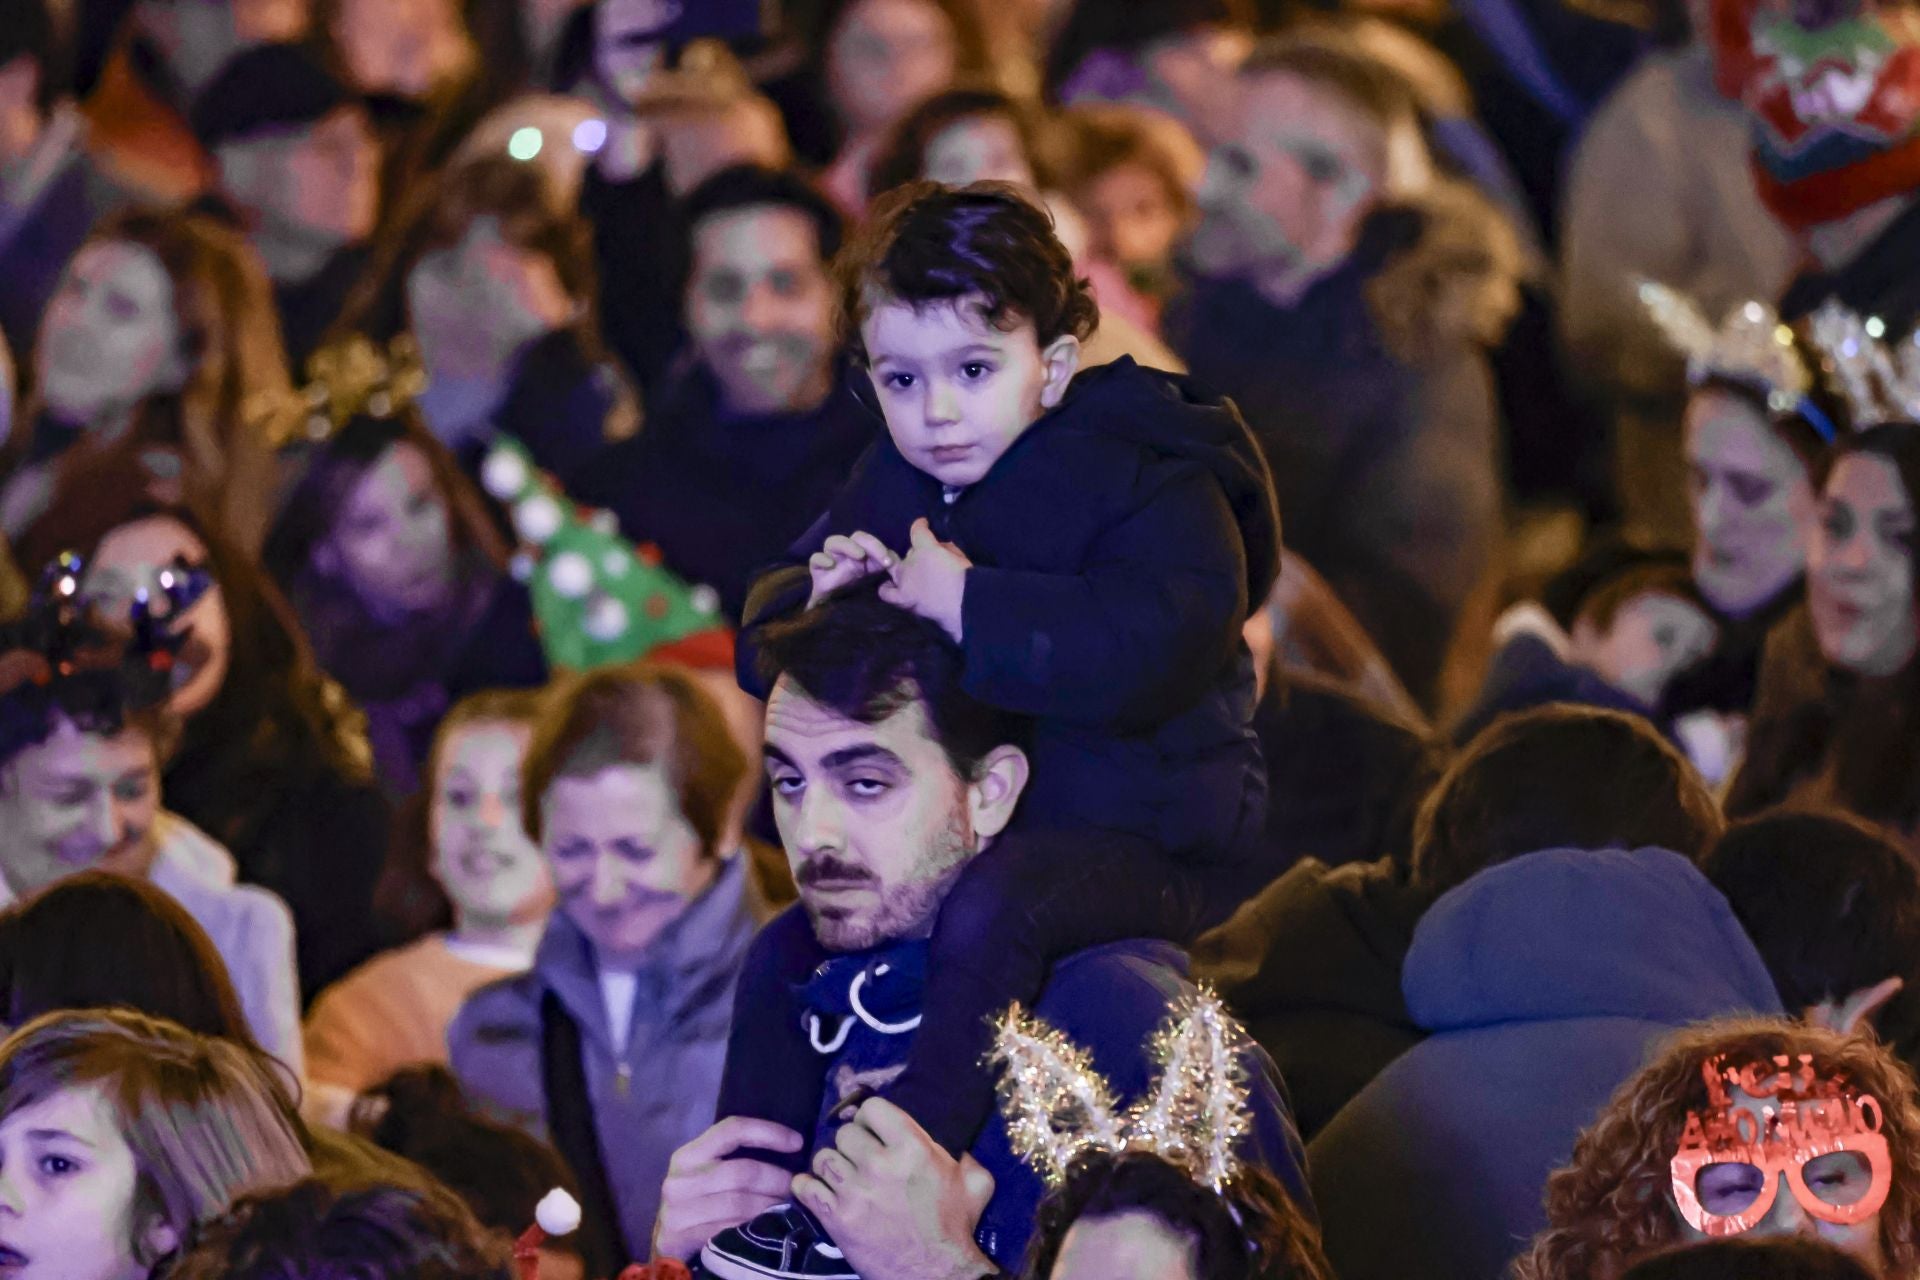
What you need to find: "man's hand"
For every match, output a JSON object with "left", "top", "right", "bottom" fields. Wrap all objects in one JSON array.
[
  {"left": 792, "top": 1098, "right": 997, "bottom": 1280},
  {"left": 807, "top": 532, "right": 897, "bottom": 607},
  {"left": 878, "top": 520, "right": 970, "bottom": 642},
  {"left": 653, "top": 1117, "right": 805, "bottom": 1261}
]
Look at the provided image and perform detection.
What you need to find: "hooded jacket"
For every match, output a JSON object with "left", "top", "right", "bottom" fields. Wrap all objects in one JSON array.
[
  {"left": 448, "top": 856, "right": 760, "bottom": 1270},
  {"left": 740, "top": 356, "right": 1281, "bottom": 863},
  {"left": 1307, "top": 847, "right": 1783, "bottom": 1280},
  {"left": 1167, "top": 194, "right": 1511, "bottom": 710}
]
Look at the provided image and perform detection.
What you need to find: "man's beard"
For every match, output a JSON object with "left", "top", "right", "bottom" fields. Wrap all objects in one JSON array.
[{"left": 803, "top": 802, "right": 978, "bottom": 952}]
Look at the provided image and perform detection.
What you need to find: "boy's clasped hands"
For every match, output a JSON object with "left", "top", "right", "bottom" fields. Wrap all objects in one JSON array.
[{"left": 807, "top": 519, "right": 970, "bottom": 643}]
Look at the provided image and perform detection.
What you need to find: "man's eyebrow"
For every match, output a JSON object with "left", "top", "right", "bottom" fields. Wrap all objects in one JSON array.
[
  {"left": 822, "top": 745, "right": 905, "bottom": 771},
  {"left": 763, "top": 744, "right": 798, "bottom": 768}
]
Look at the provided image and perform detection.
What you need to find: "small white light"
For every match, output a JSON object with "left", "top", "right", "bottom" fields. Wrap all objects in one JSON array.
[
  {"left": 573, "top": 118, "right": 608, "bottom": 154},
  {"left": 1867, "top": 316, "right": 1888, "bottom": 339},
  {"left": 509, "top": 127, "right": 544, "bottom": 162}
]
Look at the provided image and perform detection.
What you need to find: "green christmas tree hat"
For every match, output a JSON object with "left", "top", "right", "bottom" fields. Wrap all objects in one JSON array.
[{"left": 480, "top": 436, "right": 732, "bottom": 674}]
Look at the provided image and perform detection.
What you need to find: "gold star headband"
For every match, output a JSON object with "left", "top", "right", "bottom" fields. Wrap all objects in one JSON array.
[
  {"left": 250, "top": 335, "right": 429, "bottom": 449},
  {"left": 991, "top": 989, "right": 1253, "bottom": 1192}
]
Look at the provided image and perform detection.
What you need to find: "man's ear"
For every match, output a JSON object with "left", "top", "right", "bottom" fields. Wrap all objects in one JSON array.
[
  {"left": 966, "top": 745, "right": 1030, "bottom": 840},
  {"left": 1037, "top": 334, "right": 1082, "bottom": 410}
]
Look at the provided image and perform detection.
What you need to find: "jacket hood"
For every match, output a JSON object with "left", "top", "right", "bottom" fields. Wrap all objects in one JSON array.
[
  {"left": 1404, "top": 846, "right": 1782, "bottom": 1033},
  {"left": 1058, "top": 356, "right": 1283, "bottom": 605}
]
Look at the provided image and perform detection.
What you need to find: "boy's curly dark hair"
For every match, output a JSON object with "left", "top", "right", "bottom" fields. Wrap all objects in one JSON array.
[{"left": 832, "top": 181, "right": 1098, "bottom": 364}]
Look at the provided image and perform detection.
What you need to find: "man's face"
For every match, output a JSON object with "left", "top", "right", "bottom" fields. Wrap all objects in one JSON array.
[
  {"left": 1187, "top": 71, "right": 1387, "bottom": 291},
  {"left": 686, "top": 205, "right": 835, "bottom": 416},
  {"left": 762, "top": 680, "right": 982, "bottom": 952},
  {"left": 862, "top": 294, "right": 1075, "bottom": 488},
  {"left": 0, "top": 720, "right": 161, "bottom": 900},
  {"left": 217, "top": 107, "right": 380, "bottom": 256}
]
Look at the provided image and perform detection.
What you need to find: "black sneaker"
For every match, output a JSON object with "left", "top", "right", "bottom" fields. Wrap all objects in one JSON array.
[{"left": 700, "top": 1203, "right": 858, "bottom": 1280}]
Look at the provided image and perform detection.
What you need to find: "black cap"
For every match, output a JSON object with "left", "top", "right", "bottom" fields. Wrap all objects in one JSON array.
[{"left": 191, "top": 43, "right": 356, "bottom": 149}]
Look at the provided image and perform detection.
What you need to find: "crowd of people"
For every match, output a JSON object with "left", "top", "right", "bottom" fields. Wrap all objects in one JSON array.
[{"left": 0, "top": 0, "right": 1918, "bottom": 1277}]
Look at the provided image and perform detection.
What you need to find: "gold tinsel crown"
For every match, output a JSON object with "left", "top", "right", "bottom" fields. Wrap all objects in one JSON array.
[
  {"left": 250, "top": 335, "right": 429, "bottom": 449},
  {"left": 1637, "top": 280, "right": 1812, "bottom": 417},
  {"left": 1804, "top": 300, "right": 1920, "bottom": 428},
  {"left": 991, "top": 989, "right": 1253, "bottom": 1192}
]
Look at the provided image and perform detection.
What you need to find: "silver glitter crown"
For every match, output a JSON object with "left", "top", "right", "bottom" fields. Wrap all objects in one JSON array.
[{"left": 1638, "top": 280, "right": 1812, "bottom": 416}]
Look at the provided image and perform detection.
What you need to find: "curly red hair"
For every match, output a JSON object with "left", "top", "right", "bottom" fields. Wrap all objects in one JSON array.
[{"left": 1517, "top": 1019, "right": 1920, "bottom": 1280}]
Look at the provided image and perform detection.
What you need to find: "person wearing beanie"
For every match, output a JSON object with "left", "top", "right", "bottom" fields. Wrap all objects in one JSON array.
[
  {"left": 1712, "top": 0, "right": 1920, "bottom": 328},
  {"left": 195, "top": 42, "right": 380, "bottom": 369}
]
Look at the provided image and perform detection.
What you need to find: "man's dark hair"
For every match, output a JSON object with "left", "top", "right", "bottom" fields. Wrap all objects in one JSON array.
[
  {"left": 1702, "top": 809, "right": 1920, "bottom": 1022},
  {"left": 1622, "top": 1238, "right": 1878, "bottom": 1280},
  {"left": 832, "top": 180, "right": 1098, "bottom": 363},
  {"left": 683, "top": 164, "right": 846, "bottom": 264},
  {"left": 1022, "top": 1151, "right": 1332, "bottom": 1280},
  {"left": 755, "top": 582, "right": 1027, "bottom": 781},
  {"left": 169, "top": 1178, "right": 513, "bottom": 1280},
  {"left": 1411, "top": 705, "right": 1724, "bottom": 892},
  {"left": 0, "top": 0, "right": 65, "bottom": 112}
]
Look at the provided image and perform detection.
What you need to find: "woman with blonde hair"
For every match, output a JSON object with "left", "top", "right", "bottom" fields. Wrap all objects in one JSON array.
[
  {"left": 0, "top": 1008, "right": 312, "bottom": 1280},
  {"left": 1, "top": 210, "right": 291, "bottom": 551},
  {"left": 1518, "top": 1018, "right": 1920, "bottom": 1280}
]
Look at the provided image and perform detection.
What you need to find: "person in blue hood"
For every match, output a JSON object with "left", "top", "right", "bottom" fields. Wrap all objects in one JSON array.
[
  {"left": 675, "top": 587, "right": 1307, "bottom": 1280},
  {"left": 720, "top": 176, "right": 1284, "bottom": 1241},
  {"left": 1307, "top": 836, "right": 1783, "bottom": 1280},
  {"left": 1196, "top": 702, "right": 1726, "bottom": 1142}
]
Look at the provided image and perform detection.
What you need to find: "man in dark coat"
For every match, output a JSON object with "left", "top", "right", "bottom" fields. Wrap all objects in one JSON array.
[
  {"left": 567, "top": 165, "right": 873, "bottom": 623},
  {"left": 1166, "top": 34, "right": 1511, "bottom": 710}
]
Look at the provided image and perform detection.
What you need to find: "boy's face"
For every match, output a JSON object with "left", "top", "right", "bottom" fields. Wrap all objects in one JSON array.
[
  {"left": 863, "top": 293, "right": 1080, "bottom": 488},
  {"left": 1570, "top": 590, "right": 1718, "bottom": 709}
]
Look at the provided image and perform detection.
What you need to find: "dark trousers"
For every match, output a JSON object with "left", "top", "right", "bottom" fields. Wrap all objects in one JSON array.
[{"left": 715, "top": 828, "right": 1262, "bottom": 1167}]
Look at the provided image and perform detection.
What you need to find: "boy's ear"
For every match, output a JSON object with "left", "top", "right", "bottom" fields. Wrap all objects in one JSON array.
[{"left": 1037, "top": 334, "right": 1082, "bottom": 410}]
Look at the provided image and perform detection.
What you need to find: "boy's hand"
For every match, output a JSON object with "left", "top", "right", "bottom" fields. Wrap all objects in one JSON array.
[
  {"left": 879, "top": 519, "right": 970, "bottom": 643},
  {"left": 808, "top": 532, "right": 897, "bottom": 607}
]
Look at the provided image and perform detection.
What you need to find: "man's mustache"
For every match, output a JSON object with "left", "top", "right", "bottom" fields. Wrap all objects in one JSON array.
[{"left": 797, "top": 856, "right": 876, "bottom": 888}]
